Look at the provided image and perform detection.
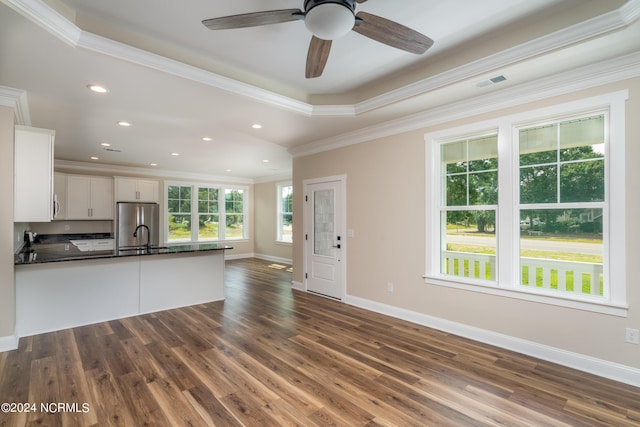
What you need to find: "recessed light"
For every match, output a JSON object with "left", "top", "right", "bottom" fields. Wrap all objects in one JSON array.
[
  {"left": 263, "top": 159, "right": 270, "bottom": 163},
  {"left": 225, "top": 169, "right": 232, "bottom": 172},
  {"left": 90, "top": 156, "right": 99, "bottom": 160},
  {"left": 117, "top": 121, "right": 131, "bottom": 127},
  {"left": 171, "top": 152, "right": 180, "bottom": 156},
  {"left": 87, "top": 84, "right": 108, "bottom": 93},
  {"left": 252, "top": 124, "right": 263, "bottom": 129},
  {"left": 150, "top": 163, "right": 158, "bottom": 166},
  {"left": 100, "top": 142, "right": 111, "bottom": 147},
  {"left": 202, "top": 137, "right": 212, "bottom": 141}
]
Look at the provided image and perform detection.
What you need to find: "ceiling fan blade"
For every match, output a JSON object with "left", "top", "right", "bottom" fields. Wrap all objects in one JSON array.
[
  {"left": 202, "top": 9, "right": 303, "bottom": 30},
  {"left": 306, "top": 36, "right": 332, "bottom": 79},
  {"left": 353, "top": 12, "right": 433, "bottom": 54},
  {"left": 356, "top": 0, "right": 368, "bottom": 3}
]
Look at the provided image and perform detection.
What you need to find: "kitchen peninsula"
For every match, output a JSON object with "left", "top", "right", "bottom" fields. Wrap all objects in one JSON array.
[{"left": 14, "top": 236, "right": 231, "bottom": 337}]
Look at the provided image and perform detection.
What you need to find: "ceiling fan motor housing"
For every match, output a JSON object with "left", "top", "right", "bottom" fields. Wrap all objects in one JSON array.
[{"left": 304, "top": 0, "right": 356, "bottom": 40}]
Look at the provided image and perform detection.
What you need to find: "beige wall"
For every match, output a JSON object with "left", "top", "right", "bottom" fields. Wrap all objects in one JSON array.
[
  {"left": 292, "top": 78, "right": 640, "bottom": 369},
  {"left": 254, "top": 181, "right": 293, "bottom": 262},
  {"left": 0, "top": 106, "right": 15, "bottom": 339}
]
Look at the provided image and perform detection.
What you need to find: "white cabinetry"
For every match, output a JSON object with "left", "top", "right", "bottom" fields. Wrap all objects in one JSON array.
[
  {"left": 66, "top": 175, "right": 114, "bottom": 219},
  {"left": 14, "top": 126, "right": 55, "bottom": 222},
  {"left": 53, "top": 172, "right": 67, "bottom": 220},
  {"left": 16, "top": 251, "right": 225, "bottom": 336},
  {"left": 115, "top": 177, "right": 159, "bottom": 202}
]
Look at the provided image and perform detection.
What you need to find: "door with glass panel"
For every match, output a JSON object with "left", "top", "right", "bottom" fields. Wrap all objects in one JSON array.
[{"left": 305, "top": 178, "right": 345, "bottom": 299}]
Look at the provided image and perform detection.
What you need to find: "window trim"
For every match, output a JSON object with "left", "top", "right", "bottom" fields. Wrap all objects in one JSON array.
[
  {"left": 424, "top": 90, "right": 628, "bottom": 317},
  {"left": 276, "top": 181, "right": 293, "bottom": 244},
  {"left": 164, "top": 180, "right": 249, "bottom": 244}
]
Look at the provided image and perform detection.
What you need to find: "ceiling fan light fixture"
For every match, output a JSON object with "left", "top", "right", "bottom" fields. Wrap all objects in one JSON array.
[{"left": 305, "top": 3, "right": 355, "bottom": 40}]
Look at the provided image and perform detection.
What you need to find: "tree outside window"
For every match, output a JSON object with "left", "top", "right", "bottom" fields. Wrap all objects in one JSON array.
[
  {"left": 278, "top": 184, "right": 293, "bottom": 243},
  {"left": 440, "top": 134, "right": 498, "bottom": 282},
  {"left": 225, "top": 189, "right": 245, "bottom": 240},
  {"left": 198, "top": 187, "right": 219, "bottom": 240},
  {"left": 166, "top": 183, "right": 247, "bottom": 242},
  {"left": 427, "top": 92, "right": 627, "bottom": 313},
  {"left": 518, "top": 114, "right": 604, "bottom": 294},
  {"left": 167, "top": 185, "right": 191, "bottom": 241}
]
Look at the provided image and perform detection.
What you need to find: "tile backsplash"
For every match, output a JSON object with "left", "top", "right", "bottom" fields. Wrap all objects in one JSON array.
[{"left": 30, "top": 220, "right": 113, "bottom": 236}]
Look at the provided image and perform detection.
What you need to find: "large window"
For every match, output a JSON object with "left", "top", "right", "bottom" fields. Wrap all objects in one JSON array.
[
  {"left": 517, "top": 114, "right": 605, "bottom": 297},
  {"left": 425, "top": 91, "right": 627, "bottom": 315},
  {"left": 166, "top": 183, "right": 248, "bottom": 243},
  {"left": 225, "top": 189, "right": 245, "bottom": 240},
  {"left": 277, "top": 183, "right": 293, "bottom": 243},
  {"left": 440, "top": 134, "right": 498, "bottom": 284}
]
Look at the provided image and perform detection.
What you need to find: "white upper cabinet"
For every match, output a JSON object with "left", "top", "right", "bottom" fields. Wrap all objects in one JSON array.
[
  {"left": 115, "top": 177, "right": 159, "bottom": 203},
  {"left": 66, "top": 175, "right": 114, "bottom": 220},
  {"left": 14, "top": 126, "right": 55, "bottom": 222},
  {"left": 53, "top": 172, "right": 67, "bottom": 220}
]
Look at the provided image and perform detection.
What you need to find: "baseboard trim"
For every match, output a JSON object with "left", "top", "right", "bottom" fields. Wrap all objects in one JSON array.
[
  {"left": 0, "top": 334, "right": 19, "bottom": 352},
  {"left": 224, "top": 253, "right": 292, "bottom": 265},
  {"left": 224, "top": 252, "right": 255, "bottom": 260},
  {"left": 291, "top": 281, "right": 305, "bottom": 292},
  {"left": 254, "top": 253, "right": 292, "bottom": 265},
  {"left": 345, "top": 294, "right": 640, "bottom": 388}
]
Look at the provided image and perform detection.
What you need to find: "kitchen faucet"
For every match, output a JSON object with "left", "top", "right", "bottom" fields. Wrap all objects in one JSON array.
[{"left": 133, "top": 224, "right": 151, "bottom": 249}]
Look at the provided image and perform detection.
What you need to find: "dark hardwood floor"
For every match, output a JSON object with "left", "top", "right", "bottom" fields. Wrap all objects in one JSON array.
[{"left": 1, "top": 258, "right": 639, "bottom": 426}]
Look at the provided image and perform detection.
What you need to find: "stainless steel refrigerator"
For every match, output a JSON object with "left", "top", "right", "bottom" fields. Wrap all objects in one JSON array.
[{"left": 116, "top": 202, "right": 160, "bottom": 248}]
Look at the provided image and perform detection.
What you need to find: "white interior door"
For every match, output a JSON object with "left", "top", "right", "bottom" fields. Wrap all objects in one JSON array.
[{"left": 304, "top": 177, "right": 345, "bottom": 300}]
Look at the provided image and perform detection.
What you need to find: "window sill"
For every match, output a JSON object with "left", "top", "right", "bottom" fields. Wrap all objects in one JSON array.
[
  {"left": 423, "top": 274, "right": 628, "bottom": 317},
  {"left": 275, "top": 240, "right": 292, "bottom": 246},
  {"left": 166, "top": 238, "right": 248, "bottom": 245}
]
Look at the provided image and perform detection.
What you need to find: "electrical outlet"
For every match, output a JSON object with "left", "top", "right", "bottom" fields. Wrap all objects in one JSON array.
[
  {"left": 626, "top": 328, "right": 639, "bottom": 344},
  {"left": 387, "top": 282, "right": 394, "bottom": 292}
]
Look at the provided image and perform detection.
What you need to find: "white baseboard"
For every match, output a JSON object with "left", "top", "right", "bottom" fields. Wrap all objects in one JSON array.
[
  {"left": 224, "top": 253, "right": 292, "bottom": 264},
  {"left": 224, "top": 252, "right": 255, "bottom": 260},
  {"left": 0, "top": 334, "right": 19, "bottom": 352},
  {"left": 345, "top": 294, "right": 640, "bottom": 388},
  {"left": 292, "top": 280, "right": 305, "bottom": 292},
  {"left": 254, "top": 253, "right": 292, "bottom": 265}
]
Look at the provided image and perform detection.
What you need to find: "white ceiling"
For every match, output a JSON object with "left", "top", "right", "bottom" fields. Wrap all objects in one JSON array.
[{"left": 1, "top": 0, "right": 639, "bottom": 181}]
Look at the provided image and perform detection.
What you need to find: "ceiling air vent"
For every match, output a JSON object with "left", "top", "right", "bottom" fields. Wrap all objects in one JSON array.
[
  {"left": 104, "top": 147, "right": 122, "bottom": 153},
  {"left": 476, "top": 74, "right": 507, "bottom": 88}
]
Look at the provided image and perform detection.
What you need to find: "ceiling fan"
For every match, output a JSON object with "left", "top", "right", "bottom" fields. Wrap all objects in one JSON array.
[{"left": 202, "top": 0, "right": 434, "bottom": 78}]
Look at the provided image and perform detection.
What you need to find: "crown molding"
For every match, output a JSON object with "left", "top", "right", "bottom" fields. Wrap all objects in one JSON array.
[
  {"left": 289, "top": 51, "right": 640, "bottom": 158},
  {"left": 0, "top": 85, "right": 31, "bottom": 125},
  {"left": 55, "top": 159, "right": 255, "bottom": 185},
  {"left": 252, "top": 172, "right": 294, "bottom": 184},
  {"left": 2, "top": 0, "right": 80, "bottom": 45},
  {"left": 352, "top": 0, "right": 640, "bottom": 115},
  {"left": 4, "top": 0, "right": 639, "bottom": 117},
  {"left": 76, "top": 31, "right": 314, "bottom": 116}
]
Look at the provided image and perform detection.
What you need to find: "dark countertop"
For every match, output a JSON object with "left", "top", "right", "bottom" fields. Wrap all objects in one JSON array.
[{"left": 15, "top": 239, "right": 232, "bottom": 266}]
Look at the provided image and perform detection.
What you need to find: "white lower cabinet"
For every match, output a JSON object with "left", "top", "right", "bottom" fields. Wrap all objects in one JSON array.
[
  {"left": 66, "top": 175, "right": 114, "bottom": 219},
  {"left": 140, "top": 252, "right": 224, "bottom": 313},
  {"left": 16, "top": 258, "right": 140, "bottom": 336},
  {"left": 15, "top": 252, "right": 225, "bottom": 337}
]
